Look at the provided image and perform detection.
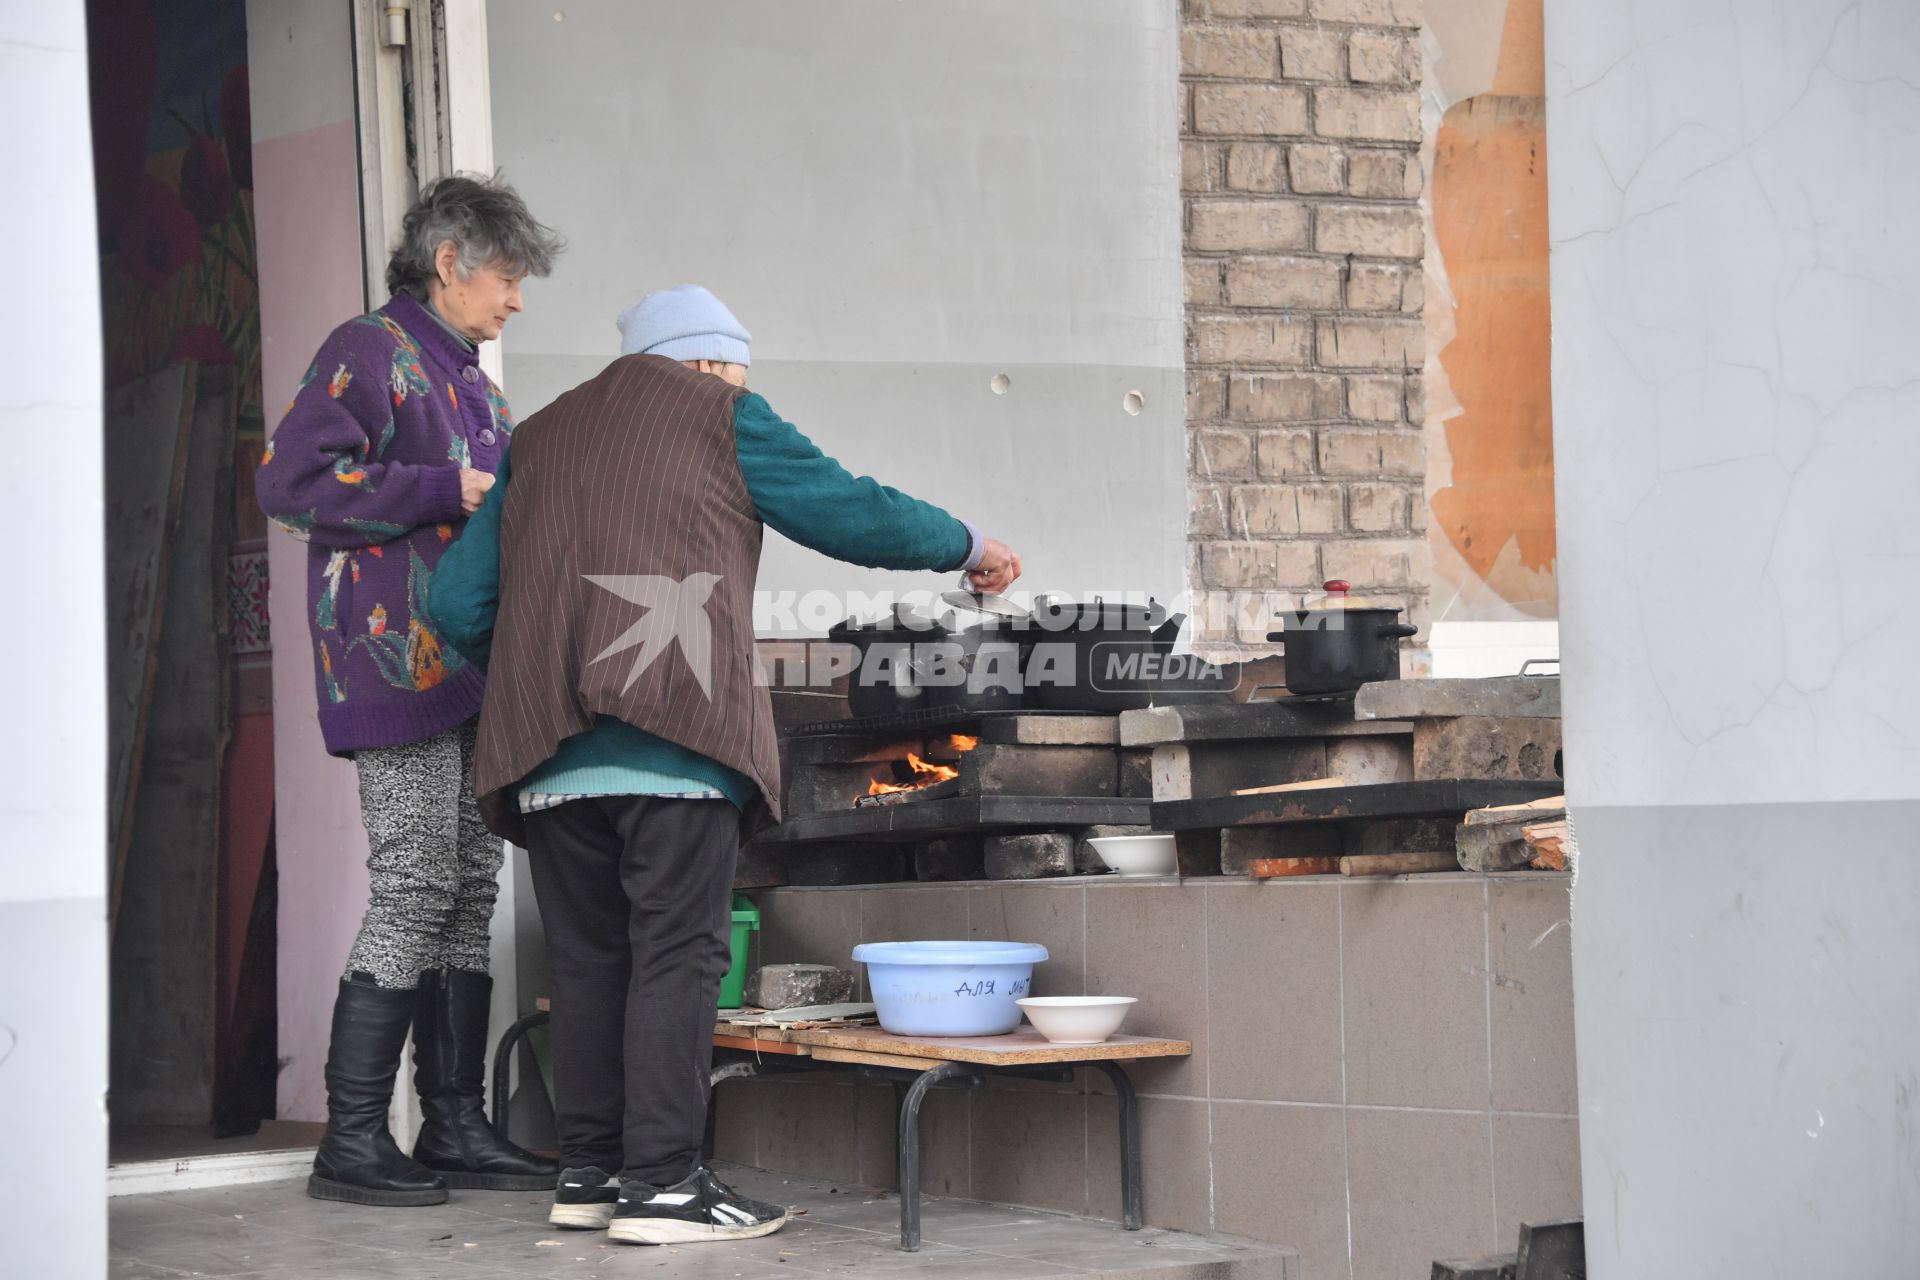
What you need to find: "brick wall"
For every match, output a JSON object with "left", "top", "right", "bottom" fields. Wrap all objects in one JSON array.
[{"left": 1182, "top": 0, "right": 1431, "bottom": 646}]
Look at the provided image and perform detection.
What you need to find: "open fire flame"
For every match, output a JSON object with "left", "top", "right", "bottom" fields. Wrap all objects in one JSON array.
[{"left": 865, "top": 734, "right": 979, "bottom": 796}]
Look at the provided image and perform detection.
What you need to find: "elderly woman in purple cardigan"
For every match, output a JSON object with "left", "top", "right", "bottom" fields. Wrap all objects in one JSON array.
[{"left": 257, "top": 174, "right": 562, "bottom": 1207}]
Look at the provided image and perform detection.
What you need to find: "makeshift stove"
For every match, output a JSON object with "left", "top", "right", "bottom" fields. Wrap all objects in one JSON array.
[{"left": 739, "top": 708, "right": 1154, "bottom": 884}]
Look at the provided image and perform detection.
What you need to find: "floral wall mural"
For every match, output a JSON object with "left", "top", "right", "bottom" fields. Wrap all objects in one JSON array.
[{"left": 90, "top": 0, "right": 265, "bottom": 489}]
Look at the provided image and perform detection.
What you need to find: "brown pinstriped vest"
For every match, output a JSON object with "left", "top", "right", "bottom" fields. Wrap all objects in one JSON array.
[{"left": 470, "top": 354, "right": 780, "bottom": 843}]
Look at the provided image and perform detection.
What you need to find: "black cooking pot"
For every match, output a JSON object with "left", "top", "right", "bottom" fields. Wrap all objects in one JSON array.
[
  {"left": 827, "top": 607, "right": 1027, "bottom": 719},
  {"left": 1024, "top": 597, "right": 1188, "bottom": 712},
  {"left": 1266, "top": 580, "right": 1417, "bottom": 695}
]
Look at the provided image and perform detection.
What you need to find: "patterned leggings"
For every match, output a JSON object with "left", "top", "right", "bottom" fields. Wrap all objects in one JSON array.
[{"left": 345, "top": 722, "right": 502, "bottom": 990}]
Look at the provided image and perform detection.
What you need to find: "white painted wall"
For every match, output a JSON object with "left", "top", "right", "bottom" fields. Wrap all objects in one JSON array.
[
  {"left": 0, "top": 0, "right": 109, "bottom": 1271},
  {"left": 485, "top": 0, "right": 1187, "bottom": 615},
  {"left": 1546, "top": 1, "right": 1920, "bottom": 1273}
]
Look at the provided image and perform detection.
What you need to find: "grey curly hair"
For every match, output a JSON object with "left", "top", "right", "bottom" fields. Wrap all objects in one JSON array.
[{"left": 385, "top": 172, "right": 564, "bottom": 298}]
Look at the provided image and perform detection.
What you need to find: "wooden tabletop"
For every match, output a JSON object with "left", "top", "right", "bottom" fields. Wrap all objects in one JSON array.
[{"left": 780, "top": 1025, "right": 1191, "bottom": 1066}]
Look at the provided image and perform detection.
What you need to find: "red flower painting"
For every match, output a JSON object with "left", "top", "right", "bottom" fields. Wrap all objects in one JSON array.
[
  {"left": 120, "top": 174, "right": 200, "bottom": 289},
  {"left": 180, "top": 134, "right": 233, "bottom": 228}
]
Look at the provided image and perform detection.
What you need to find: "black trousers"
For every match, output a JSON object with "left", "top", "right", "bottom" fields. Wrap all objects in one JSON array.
[{"left": 522, "top": 796, "right": 739, "bottom": 1185}]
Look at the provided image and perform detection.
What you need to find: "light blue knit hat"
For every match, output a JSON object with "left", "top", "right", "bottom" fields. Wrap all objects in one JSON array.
[{"left": 616, "top": 285, "right": 751, "bottom": 366}]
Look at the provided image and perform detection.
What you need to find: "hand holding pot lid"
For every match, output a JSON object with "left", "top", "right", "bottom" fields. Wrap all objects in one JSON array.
[{"left": 965, "top": 537, "right": 1021, "bottom": 595}]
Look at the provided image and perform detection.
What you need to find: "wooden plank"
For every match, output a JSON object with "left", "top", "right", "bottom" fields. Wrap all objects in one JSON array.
[
  {"left": 1522, "top": 819, "right": 1571, "bottom": 871},
  {"left": 1340, "top": 852, "right": 1459, "bottom": 877},
  {"left": 1232, "top": 776, "right": 1350, "bottom": 796},
  {"left": 106, "top": 363, "right": 198, "bottom": 924},
  {"left": 810, "top": 1045, "right": 951, "bottom": 1072},
  {"left": 1153, "top": 779, "right": 1563, "bottom": 832},
  {"left": 1249, "top": 857, "right": 1341, "bottom": 879},
  {"left": 785, "top": 1025, "right": 1191, "bottom": 1066},
  {"left": 712, "top": 1033, "right": 810, "bottom": 1056},
  {"left": 1464, "top": 795, "right": 1566, "bottom": 825}
]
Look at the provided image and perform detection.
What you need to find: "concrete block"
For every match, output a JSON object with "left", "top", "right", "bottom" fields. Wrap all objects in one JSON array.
[
  {"left": 1288, "top": 141, "right": 1347, "bottom": 193},
  {"left": 1075, "top": 824, "right": 1152, "bottom": 874},
  {"left": 962, "top": 744, "right": 1117, "bottom": 797},
  {"left": 746, "top": 964, "right": 856, "bottom": 1011},
  {"left": 1191, "top": 314, "right": 1315, "bottom": 366},
  {"left": 1349, "top": 147, "right": 1422, "bottom": 198},
  {"left": 1194, "top": 83, "right": 1311, "bottom": 138},
  {"left": 1343, "top": 817, "right": 1454, "bottom": 857},
  {"left": 977, "top": 715, "right": 1119, "bottom": 747},
  {"left": 1182, "top": 26, "right": 1279, "bottom": 80},
  {"left": 1221, "top": 823, "right": 1343, "bottom": 874},
  {"left": 1355, "top": 676, "right": 1561, "bottom": 721},
  {"left": 1414, "top": 717, "right": 1563, "bottom": 782},
  {"left": 914, "top": 837, "right": 985, "bottom": 883},
  {"left": 1225, "top": 141, "right": 1287, "bottom": 192},
  {"left": 1189, "top": 198, "right": 1313, "bottom": 252},
  {"left": 1119, "top": 749, "right": 1154, "bottom": 798},
  {"left": 984, "top": 833, "right": 1076, "bottom": 881},
  {"left": 1317, "top": 204, "right": 1424, "bottom": 259},
  {"left": 1312, "top": 85, "right": 1421, "bottom": 142},
  {"left": 1327, "top": 734, "right": 1415, "bottom": 784},
  {"left": 1152, "top": 739, "right": 1328, "bottom": 802}
]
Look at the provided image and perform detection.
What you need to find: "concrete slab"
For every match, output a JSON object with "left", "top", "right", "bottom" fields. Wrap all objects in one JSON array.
[{"left": 108, "top": 1165, "right": 1295, "bottom": 1280}]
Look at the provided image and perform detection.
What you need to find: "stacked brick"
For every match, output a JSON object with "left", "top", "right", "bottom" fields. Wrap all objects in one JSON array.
[{"left": 1182, "top": 0, "right": 1429, "bottom": 645}]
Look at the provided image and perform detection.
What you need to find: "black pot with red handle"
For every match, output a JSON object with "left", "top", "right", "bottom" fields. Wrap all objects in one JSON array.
[{"left": 1266, "top": 580, "right": 1419, "bottom": 695}]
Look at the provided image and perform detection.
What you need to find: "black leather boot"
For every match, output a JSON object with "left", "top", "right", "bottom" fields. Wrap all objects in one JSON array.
[
  {"left": 308, "top": 975, "right": 449, "bottom": 1206},
  {"left": 412, "top": 969, "right": 558, "bottom": 1190}
]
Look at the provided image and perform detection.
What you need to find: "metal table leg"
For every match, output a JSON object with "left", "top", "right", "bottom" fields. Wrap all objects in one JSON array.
[
  {"left": 896, "top": 1061, "right": 976, "bottom": 1252},
  {"left": 1092, "top": 1062, "right": 1144, "bottom": 1230},
  {"left": 489, "top": 1009, "right": 551, "bottom": 1139}
]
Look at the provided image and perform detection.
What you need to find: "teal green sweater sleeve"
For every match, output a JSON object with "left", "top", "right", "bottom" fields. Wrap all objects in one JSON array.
[
  {"left": 425, "top": 447, "right": 508, "bottom": 670},
  {"left": 732, "top": 392, "right": 974, "bottom": 571}
]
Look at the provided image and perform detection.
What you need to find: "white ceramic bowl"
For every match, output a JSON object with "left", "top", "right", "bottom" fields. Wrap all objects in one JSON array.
[
  {"left": 1017, "top": 996, "right": 1138, "bottom": 1045},
  {"left": 1088, "top": 833, "right": 1178, "bottom": 876}
]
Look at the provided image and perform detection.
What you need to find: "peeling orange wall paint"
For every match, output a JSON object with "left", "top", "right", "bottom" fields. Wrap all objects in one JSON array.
[{"left": 1426, "top": 0, "right": 1558, "bottom": 616}]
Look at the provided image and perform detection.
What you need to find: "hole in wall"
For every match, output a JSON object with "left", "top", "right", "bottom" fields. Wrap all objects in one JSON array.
[
  {"left": 1123, "top": 389, "right": 1145, "bottom": 416},
  {"left": 990, "top": 373, "right": 1011, "bottom": 395}
]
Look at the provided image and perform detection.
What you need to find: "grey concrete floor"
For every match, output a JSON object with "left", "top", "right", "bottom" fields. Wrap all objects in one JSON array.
[{"left": 108, "top": 1163, "right": 1294, "bottom": 1280}]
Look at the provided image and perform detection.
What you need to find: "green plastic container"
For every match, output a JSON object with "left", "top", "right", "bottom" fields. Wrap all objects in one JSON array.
[{"left": 719, "top": 894, "right": 759, "bottom": 1009}]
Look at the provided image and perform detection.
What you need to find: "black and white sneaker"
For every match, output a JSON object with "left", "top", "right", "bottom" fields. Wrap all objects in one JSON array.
[
  {"left": 607, "top": 1166, "right": 791, "bottom": 1245},
  {"left": 548, "top": 1165, "right": 621, "bottom": 1230}
]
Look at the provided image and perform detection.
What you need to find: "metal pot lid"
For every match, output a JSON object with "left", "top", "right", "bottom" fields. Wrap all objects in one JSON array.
[{"left": 942, "top": 582, "right": 1031, "bottom": 622}]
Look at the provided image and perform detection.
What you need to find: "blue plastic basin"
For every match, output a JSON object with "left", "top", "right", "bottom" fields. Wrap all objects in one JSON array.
[{"left": 851, "top": 940, "right": 1050, "bottom": 1037}]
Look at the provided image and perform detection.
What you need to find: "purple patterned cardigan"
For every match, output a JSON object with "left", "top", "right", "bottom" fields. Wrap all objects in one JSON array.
[{"left": 255, "top": 292, "right": 511, "bottom": 755}]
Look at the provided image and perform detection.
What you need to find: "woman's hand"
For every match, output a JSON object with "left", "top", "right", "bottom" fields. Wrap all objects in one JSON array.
[
  {"left": 459, "top": 468, "right": 496, "bottom": 515},
  {"left": 967, "top": 538, "right": 1022, "bottom": 594}
]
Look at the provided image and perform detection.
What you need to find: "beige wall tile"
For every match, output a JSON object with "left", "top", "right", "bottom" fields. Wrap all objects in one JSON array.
[
  {"left": 969, "top": 884, "right": 1088, "bottom": 997},
  {"left": 1346, "top": 1108, "right": 1496, "bottom": 1280},
  {"left": 1086, "top": 884, "right": 1211, "bottom": 1097},
  {"left": 858, "top": 886, "right": 971, "bottom": 946},
  {"left": 1212, "top": 1100, "right": 1353, "bottom": 1280},
  {"left": 757, "top": 887, "right": 866, "bottom": 995},
  {"left": 1088, "top": 1094, "right": 1213, "bottom": 1236},
  {"left": 1492, "top": 1114, "right": 1583, "bottom": 1247},
  {"left": 1341, "top": 879, "right": 1490, "bottom": 1108},
  {"left": 1208, "top": 883, "right": 1344, "bottom": 1104},
  {"left": 748, "top": 1077, "right": 864, "bottom": 1184},
  {"left": 1488, "top": 878, "right": 1578, "bottom": 1115},
  {"left": 969, "top": 1088, "right": 1092, "bottom": 1217}
]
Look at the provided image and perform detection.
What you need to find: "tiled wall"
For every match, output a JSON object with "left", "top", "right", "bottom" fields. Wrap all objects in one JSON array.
[{"left": 724, "top": 874, "right": 1579, "bottom": 1280}]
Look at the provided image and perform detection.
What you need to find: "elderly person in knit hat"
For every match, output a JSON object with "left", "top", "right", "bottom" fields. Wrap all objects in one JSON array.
[
  {"left": 256, "top": 174, "right": 562, "bottom": 1208},
  {"left": 429, "top": 285, "right": 1018, "bottom": 1245}
]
